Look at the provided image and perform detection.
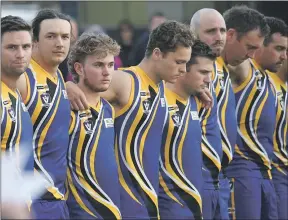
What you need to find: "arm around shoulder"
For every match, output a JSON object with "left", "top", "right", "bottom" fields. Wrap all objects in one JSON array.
[{"left": 100, "top": 70, "right": 132, "bottom": 110}]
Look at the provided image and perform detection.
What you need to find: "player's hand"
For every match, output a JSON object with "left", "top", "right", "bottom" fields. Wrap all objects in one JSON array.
[
  {"left": 197, "top": 87, "right": 213, "bottom": 109},
  {"left": 66, "top": 81, "right": 89, "bottom": 111}
]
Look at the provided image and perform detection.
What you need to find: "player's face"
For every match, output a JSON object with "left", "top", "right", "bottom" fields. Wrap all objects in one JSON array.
[
  {"left": 35, "top": 19, "right": 71, "bottom": 66},
  {"left": 226, "top": 29, "right": 264, "bottom": 66},
  {"left": 261, "top": 33, "right": 287, "bottom": 72},
  {"left": 81, "top": 53, "right": 114, "bottom": 93},
  {"left": 198, "top": 16, "right": 226, "bottom": 56},
  {"left": 183, "top": 57, "right": 213, "bottom": 95},
  {"left": 1, "top": 31, "right": 32, "bottom": 77},
  {"left": 157, "top": 46, "right": 192, "bottom": 83}
]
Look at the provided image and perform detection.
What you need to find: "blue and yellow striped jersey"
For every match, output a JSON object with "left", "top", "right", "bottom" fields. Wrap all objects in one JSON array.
[
  {"left": 213, "top": 57, "right": 237, "bottom": 169},
  {"left": 24, "top": 59, "right": 70, "bottom": 200},
  {"left": 159, "top": 89, "right": 203, "bottom": 218},
  {"left": 66, "top": 98, "right": 121, "bottom": 219},
  {"left": 268, "top": 71, "right": 287, "bottom": 175},
  {"left": 226, "top": 59, "right": 276, "bottom": 179},
  {"left": 1, "top": 81, "right": 34, "bottom": 171},
  {"left": 114, "top": 66, "right": 167, "bottom": 218},
  {"left": 197, "top": 68, "right": 223, "bottom": 188}
]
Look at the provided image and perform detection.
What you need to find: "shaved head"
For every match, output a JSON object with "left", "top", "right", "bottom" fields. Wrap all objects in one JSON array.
[{"left": 190, "top": 8, "right": 226, "bottom": 56}]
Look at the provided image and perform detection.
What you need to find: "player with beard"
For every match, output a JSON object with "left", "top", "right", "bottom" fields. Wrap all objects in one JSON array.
[
  {"left": 65, "top": 33, "right": 122, "bottom": 219},
  {"left": 16, "top": 9, "right": 72, "bottom": 219},
  {"left": 227, "top": 16, "right": 287, "bottom": 219},
  {"left": 190, "top": 8, "right": 228, "bottom": 220}
]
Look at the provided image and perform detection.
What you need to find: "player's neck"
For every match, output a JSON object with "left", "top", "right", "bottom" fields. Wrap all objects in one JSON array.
[
  {"left": 1, "top": 72, "right": 19, "bottom": 91},
  {"left": 32, "top": 53, "right": 58, "bottom": 77},
  {"left": 166, "top": 82, "right": 190, "bottom": 100},
  {"left": 138, "top": 58, "right": 162, "bottom": 84},
  {"left": 77, "top": 82, "right": 100, "bottom": 108},
  {"left": 277, "top": 70, "right": 287, "bottom": 83}
]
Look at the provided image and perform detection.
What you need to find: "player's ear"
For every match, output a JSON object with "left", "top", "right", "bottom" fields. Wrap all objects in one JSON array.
[
  {"left": 152, "top": 47, "right": 163, "bottom": 61},
  {"left": 74, "top": 62, "right": 84, "bottom": 77}
]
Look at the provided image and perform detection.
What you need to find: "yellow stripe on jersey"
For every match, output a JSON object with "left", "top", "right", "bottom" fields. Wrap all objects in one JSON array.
[
  {"left": 67, "top": 169, "right": 97, "bottom": 217},
  {"left": 1, "top": 83, "right": 16, "bottom": 150},
  {"left": 267, "top": 71, "right": 288, "bottom": 166},
  {"left": 115, "top": 135, "right": 142, "bottom": 205},
  {"left": 177, "top": 109, "right": 190, "bottom": 174},
  {"left": 235, "top": 144, "right": 249, "bottom": 160},
  {"left": 37, "top": 88, "right": 61, "bottom": 163},
  {"left": 69, "top": 112, "right": 77, "bottom": 135},
  {"left": 123, "top": 100, "right": 159, "bottom": 208},
  {"left": 239, "top": 82, "right": 270, "bottom": 166},
  {"left": 139, "top": 100, "right": 160, "bottom": 167},
  {"left": 159, "top": 173, "right": 183, "bottom": 206},
  {"left": 24, "top": 72, "right": 32, "bottom": 104},
  {"left": 90, "top": 110, "right": 104, "bottom": 184},
  {"left": 201, "top": 141, "right": 222, "bottom": 171}
]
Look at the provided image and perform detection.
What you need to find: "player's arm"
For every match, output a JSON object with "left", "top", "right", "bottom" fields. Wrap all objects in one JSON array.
[
  {"left": 228, "top": 59, "right": 251, "bottom": 88},
  {"left": 16, "top": 73, "right": 28, "bottom": 102},
  {"left": 66, "top": 70, "right": 132, "bottom": 111}
]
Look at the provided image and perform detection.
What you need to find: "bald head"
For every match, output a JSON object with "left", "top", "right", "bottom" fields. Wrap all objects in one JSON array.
[
  {"left": 190, "top": 8, "right": 223, "bottom": 33},
  {"left": 190, "top": 8, "right": 226, "bottom": 56}
]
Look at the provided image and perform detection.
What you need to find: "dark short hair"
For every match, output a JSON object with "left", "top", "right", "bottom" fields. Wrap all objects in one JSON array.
[
  {"left": 264, "top": 16, "right": 288, "bottom": 45},
  {"left": 223, "top": 5, "right": 270, "bottom": 39},
  {"left": 186, "top": 40, "right": 216, "bottom": 72},
  {"left": 145, "top": 20, "right": 195, "bottom": 57},
  {"left": 32, "top": 8, "right": 71, "bottom": 42},
  {"left": 1, "top": 15, "right": 31, "bottom": 37}
]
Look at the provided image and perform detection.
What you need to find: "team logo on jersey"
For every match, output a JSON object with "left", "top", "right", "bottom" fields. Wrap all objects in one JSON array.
[
  {"left": 277, "top": 92, "right": 285, "bottom": 110},
  {"left": 217, "top": 70, "right": 225, "bottom": 90},
  {"left": 83, "top": 119, "right": 94, "bottom": 134},
  {"left": 40, "top": 92, "right": 51, "bottom": 108},
  {"left": 191, "top": 111, "right": 199, "bottom": 120},
  {"left": 171, "top": 112, "right": 181, "bottom": 127},
  {"left": 255, "top": 71, "right": 263, "bottom": 91},
  {"left": 142, "top": 99, "right": 151, "bottom": 114},
  {"left": 104, "top": 118, "right": 114, "bottom": 128},
  {"left": 8, "top": 107, "right": 16, "bottom": 122}
]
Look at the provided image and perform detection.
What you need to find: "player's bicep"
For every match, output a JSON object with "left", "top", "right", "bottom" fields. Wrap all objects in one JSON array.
[
  {"left": 16, "top": 74, "right": 28, "bottom": 103},
  {"left": 100, "top": 70, "right": 132, "bottom": 108}
]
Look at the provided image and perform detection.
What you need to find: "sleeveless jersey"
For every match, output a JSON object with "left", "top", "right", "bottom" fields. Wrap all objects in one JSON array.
[
  {"left": 213, "top": 57, "right": 237, "bottom": 170},
  {"left": 67, "top": 98, "right": 121, "bottom": 219},
  {"left": 226, "top": 59, "right": 276, "bottom": 179},
  {"left": 268, "top": 71, "right": 287, "bottom": 174},
  {"left": 197, "top": 63, "right": 223, "bottom": 188},
  {"left": 159, "top": 89, "right": 203, "bottom": 218},
  {"left": 1, "top": 81, "right": 34, "bottom": 171},
  {"left": 24, "top": 59, "right": 70, "bottom": 200},
  {"left": 114, "top": 66, "right": 167, "bottom": 218}
]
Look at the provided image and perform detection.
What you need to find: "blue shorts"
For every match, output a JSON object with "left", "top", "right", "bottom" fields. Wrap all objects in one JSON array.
[
  {"left": 217, "top": 176, "right": 230, "bottom": 220},
  {"left": 31, "top": 200, "right": 69, "bottom": 219},
  {"left": 272, "top": 167, "right": 288, "bottom": 220},
  {"left": 229, "top": 176, "right": 278, "bottom": 219},
  {"left": 202, "top": 188, "right": 220, "bottom": 220}
]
